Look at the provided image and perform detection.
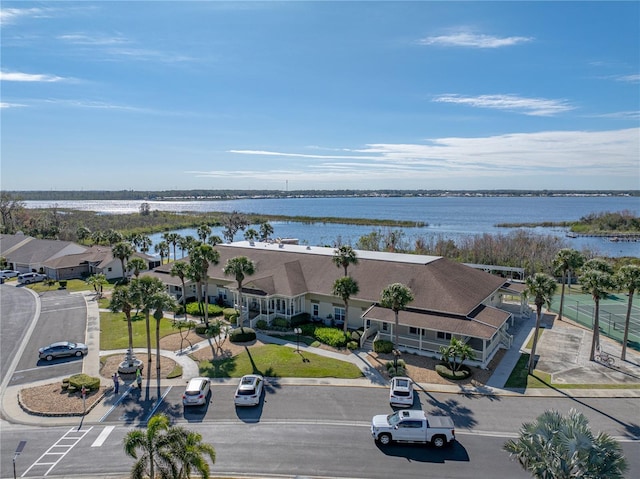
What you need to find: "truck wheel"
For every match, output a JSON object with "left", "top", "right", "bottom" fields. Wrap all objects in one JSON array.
[
  {"left": 432, "top": 435, "right": 446, "bottom": 448},
  {"left": 377, "top": 433, "right": 392, "bottom": 446}
]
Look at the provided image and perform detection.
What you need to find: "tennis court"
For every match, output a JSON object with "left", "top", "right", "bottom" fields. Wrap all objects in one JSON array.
[{"left": 550, "top": 293, "right": 640, "bottom": 351}]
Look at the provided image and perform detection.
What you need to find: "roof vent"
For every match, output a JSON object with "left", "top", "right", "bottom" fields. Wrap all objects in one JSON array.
[
  {"left": 306, "top": 246, "right": 311, "bottom": 250},
  {"left": 279, "top": 243, "right": 284, "bottom": 248},
  {"left": 249, "top": 241, "right": 255, "bottom": 246}
]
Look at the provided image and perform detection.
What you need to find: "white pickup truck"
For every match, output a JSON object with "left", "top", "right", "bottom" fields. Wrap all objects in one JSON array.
[{"left": 371, "top": 409, "right": 455, "bottom": 448}]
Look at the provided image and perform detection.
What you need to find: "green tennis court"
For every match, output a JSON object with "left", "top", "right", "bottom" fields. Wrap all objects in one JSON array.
[{"left": 550, "top": 292, "right": 640, "bottom": 352}]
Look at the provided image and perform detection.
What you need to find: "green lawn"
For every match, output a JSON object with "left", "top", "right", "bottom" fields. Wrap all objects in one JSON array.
[
  {"left": 27, "top": 278, "right": 115, "bottom": 294},
  {"left": 197, "top": 344, "right": 363, "bottom": 379},
  {"left": 100, "top": 311, "right": 176, "bottom": 350}
]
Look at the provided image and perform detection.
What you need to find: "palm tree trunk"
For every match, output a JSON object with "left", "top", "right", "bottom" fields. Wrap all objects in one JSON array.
[
  {"left": 622, "top": 291, "right": 634, "bottom": 361},
  {"left": 127, "top": 314, "right": 134, "bottom": 365},
  {"left": 146, "top": 312, "right": 152, "bottom": 365},
  {"left": 589, "top": 299, "right": 600, "bottom": 361},
  {"left": 237, "top": 281, "right": 243, "bottom": 327},
  {"left": 156, "top": 318, "right": 161, "bottom": 375},
  {"left": 558, "top": 271, "right": 566, "bottom": 321},
  {"left": 528, "top": 305, "right": 543, "bottom": 374},
  {"left": 204, "top": 282, "right": 209, "bottom": 327},
  {"left": 343, "top": 302, "right": 349, "bottom": 333},
  {"left": 394, "top": 311, "right": 399, "bottom": 350}
]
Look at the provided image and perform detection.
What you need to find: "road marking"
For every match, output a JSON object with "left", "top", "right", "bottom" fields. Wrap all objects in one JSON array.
[
  {"left": 99, "top": 385, "right": 134, "bottom": 422},
  {"left": 91, "top": 426, "right": 115, "bottom": 447},
  {"left": 22, "top": 426, "right": 93, "bottom": 477},
  {"left": 143, "top": 386, "right": 172, "bottom": 423}
]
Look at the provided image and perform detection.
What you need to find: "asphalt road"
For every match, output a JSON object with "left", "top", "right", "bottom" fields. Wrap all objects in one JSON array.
[
  {"left": 7, "top": 288, "right": 88, "bottom": 386},
  {"left": 0, "top": 285, "right": 37, "bottom": 381}
]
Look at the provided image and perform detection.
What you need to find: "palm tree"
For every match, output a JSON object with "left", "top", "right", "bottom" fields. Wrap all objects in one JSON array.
[
  {"left": 110, "top": 284, "right": 136, "bottom": 367},
  {"left": 138, "top": 234, "right": 152, "bottom": 254},
  {"left": 154, "top": 241, "right": 169, "bottom": 265},
  {"left": 131, "top": 276, "right": 166, "bottom": 367},
  {"left": 90, "top": 230, "right": 104, "bottom": 245},
  {"left": 207, "top": 235, "right": 222, "bottom": 247},
  {"left": 171, "top": 427, "right": 216, "bottom": 479},
  {"left": 197, "top": 223, "right": 211, "bottom": 243},
  {"left": 162, "top": 232, "right": 180, "bottom": 261},
  {"left": 380, "top": 283, "right": 414, "bottom": 352},
  {"left": 170, "top": 261, "right": 190, "bottom": 317},
  {"left": 504, "top": 408, "right": 627, "bottom": 479},
  {"left": 223, "top": 256, "right": 256, "bottom": 327},
  {"left": 332, "top": 276, "right": 359, "bottom": 333},
  {"left": 259, "top": 221, "right": 274, "bottom": 241},
  {"left": 244, "top": 228, "right": 259, "bottom": 241},
  {"left": 524, "top": 273, "right": 557, "bottom": 374},
  {"left": 552, "top": 248, "right": 584, "bottom": 321},
  {"left": 86, "top": 273, "right": 107, "bottom": 299},
  {"left": 123, "top": 413, "right": 178, "bottom": 479},
  {"left": 615, "top": 264, "right": 640, "bottom": 361},
  {"left": 127, "top": 257, "right": 147, "bottom": 279},
  {"left": 150, "top": 291, "right": 177, "bottom": 375},
  {"left": 580, "top": 264, "right": 615, "bottom": 361},
  {"left": 332, "top": 245, "right": 358, "bottom": 276},
  {"left": 112, "top": 241, "right": 134, "bottom": 284},
  {"left": 190, "top": 244, "right": 220, "bottom": 326},
  {"left": 76, "top": 226, "right": 91, "bottom": 244}
]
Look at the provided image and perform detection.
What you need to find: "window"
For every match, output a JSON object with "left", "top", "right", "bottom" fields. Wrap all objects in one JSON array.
[
  {"left": 437, "top": 331, "right": 452, "bottom": 341},
  {"left": 312, "top": 304, "right": 319, "bottom": 317},
  {"left": 409, "top": 327, "right": 418, "bottom": 335},
  {"left": 334, "top": 307, "right": 345, "bottom": 322},
  {"left": 382, "top": 322, "right": 389, "bottom": 331}
]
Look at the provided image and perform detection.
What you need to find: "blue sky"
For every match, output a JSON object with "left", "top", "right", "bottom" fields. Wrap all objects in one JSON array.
[{"left": 1, "top": 1, "right": 639, "bottom": 191}]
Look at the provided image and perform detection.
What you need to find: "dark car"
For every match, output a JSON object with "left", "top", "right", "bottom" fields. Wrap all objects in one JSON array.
[{"left": 39, "top": 341, "right": 88, "bottom": 361}]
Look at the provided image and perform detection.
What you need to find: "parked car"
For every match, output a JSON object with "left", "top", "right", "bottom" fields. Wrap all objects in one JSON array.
[
  {"left": 38, "top": 341, "right": 88, "bottom": 361},
  {"left": 389, "top": 376, "right": 414, "bottom": 407},
  {"left": 182, "top": 377, "right": 211, "bottom": 406},
  {"left": 371, "top": 409, "right": 456, "bottom": 447},
  {"left": 234, "top": 374, "right": 264, "bottom": 406},
  {"left": 0, "top": 270, "right": 20, "bottom": 279},
  {"left": 18, "top": 272, "right": 47, "bottom": 284}
]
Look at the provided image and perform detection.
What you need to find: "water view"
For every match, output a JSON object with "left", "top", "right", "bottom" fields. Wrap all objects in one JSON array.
[{"left": 24, "top": 195, "right": 639, "bottom": 257}]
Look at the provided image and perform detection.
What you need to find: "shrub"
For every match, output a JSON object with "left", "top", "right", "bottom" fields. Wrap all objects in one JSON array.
[
  {"left": 61, "top": 377, "right": 70, "bottom": 390},
  {"left": 347, "top": 340, "right": 359, "bottom": 350},
  {"left": 229, "top": 327, "right": 256, "bottom": 343},
  {"left": 435, "top": 364, "right": 472, "bottom": 380},
  {"left": 291, "top": 312, "right": 310, "bottom": 327},
  {"left": 186, "top": 302, "right": 224, "bottom": 317},
  {"left": 58, "top": 280, "right": 68, "bottom": 289},
  {"left": 194, "top": 323, "right": 208, "bottom": 334},
  {"left": 387, "top": 366, "right": 407, "bottom": 377},
  {"left": 351, "top": 330, "right": 363, "bottom": 341},
  {"left": 374, "top": 339, "right": 394, "bottom": 354},
  {"left": 314, "top": 327, "right": 348, "bottom": 348},
  {"left": 385, "top": 359, "right": 406, "bottom": 370},
  {"left": 255, "top": 319, "right": 268, "bottom": 330},
  {"left": 272, "top": 317, "right": 289, "bottom": 330},
  {"left": 223, "top": 308, "right": 238, "bottom": 322},
  {"left": 68, "top": 373, "right": 101, "bottom": 392},
  {"left": 300, "top": 323, "right": 317, "bottom": 337}
]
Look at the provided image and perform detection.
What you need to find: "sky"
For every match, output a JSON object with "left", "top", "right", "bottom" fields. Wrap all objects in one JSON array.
[{"left": 1, "top": 1, "right": 639, "bottom": 192}]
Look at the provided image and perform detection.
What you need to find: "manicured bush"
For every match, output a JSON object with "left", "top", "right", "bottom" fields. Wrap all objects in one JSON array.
[
  {"left": 387, "top": 366, "right": 407, "bottom": 377},
  {"left": 58, "top": 280, "right": 68, "bottom": 289},
  {"left": 271, "top": 317, "right": 289, "bottom": 330},
  {"left": 435, "top": 364, "right": 472, "bottom": 380},
  {"left": 314, "top": 327, "right": 348, "bottom": 348},
  {"left": 374, "top": 339, "right": 394, "bottom": 354},
  {"left": 229, "top": 327, "right": 256, "bottom": 343},
  {"left": 347, "top": 340, "right": 359, "bottom": 350},
  {"left": 255, "top": 319, "right": 268, "bottom": 330},
  {"left": 300, "top": 323, "right": 317, "bottom": 337},
  {"left": 291, "top": 312, "right": 310, "bottom": 327},
  {"left": 194, "top": 323, "right": 208, "bottom": 334},
  {"left": 385, "top": 359, "right": 406, "bottom": 370},
  {"left": 223, "top": 308, "right": 238, "bottom": 322},
  {"left": 68, "top": 373, "right": 101, "bottom": 392},
  {"left": 351, "top": 330, "right": 363, "bottom": 341},
  {"left": 186, "top": 302, "right": 224, "bottom": 317}
]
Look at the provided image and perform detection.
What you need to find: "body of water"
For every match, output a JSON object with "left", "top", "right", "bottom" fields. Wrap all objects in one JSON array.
[{"left": 24, "top": 196, "right": 639, "bottom": 257}]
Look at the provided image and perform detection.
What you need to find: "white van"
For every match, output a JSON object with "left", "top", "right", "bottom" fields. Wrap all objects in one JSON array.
[{"left": 18, "top": 273, "right": 47, "bottom": 284}]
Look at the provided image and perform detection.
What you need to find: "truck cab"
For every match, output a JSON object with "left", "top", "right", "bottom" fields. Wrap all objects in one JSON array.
[{"left": 371, "top": 409, "right": 455, "bottom": 448}]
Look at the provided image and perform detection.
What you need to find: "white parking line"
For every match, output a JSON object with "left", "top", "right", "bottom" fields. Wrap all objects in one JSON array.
[
  {"left": 91, "top": 426, "right": 115, "bottom": 447},
  {"left": 22, "top": 426, "right": 93, "bottom": 477}
]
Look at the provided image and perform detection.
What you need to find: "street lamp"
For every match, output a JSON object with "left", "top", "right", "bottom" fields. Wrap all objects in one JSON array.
[
  {"left": 294, "top": 327, "right": 302, "bottom": 352},
  {"left": 13, "top": 440, "right": 26, "bottom": 479},
  {"left": 393, "top": 349, "right": 401, "bottom": 370}
]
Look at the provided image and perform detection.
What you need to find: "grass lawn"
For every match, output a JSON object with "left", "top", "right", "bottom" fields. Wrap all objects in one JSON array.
[
  {"left": 27, "top": 278, "right": 115, "bottom": 294},
  {"left": 525, "top": 329, "right": 543, "bottom": 350},
  {"left": 100, "top": 311, "right": 176, "bottom": 350},
  {"left": 197, "top": 344, "right": 363, "bottom": 379}
]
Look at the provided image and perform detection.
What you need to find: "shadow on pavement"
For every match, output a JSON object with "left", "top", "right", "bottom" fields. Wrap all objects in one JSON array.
[{"left": 375, "top": 440, "right": 469, "bottom": 462}]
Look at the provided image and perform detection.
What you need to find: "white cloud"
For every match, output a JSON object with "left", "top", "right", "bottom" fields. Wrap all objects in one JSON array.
[
  {"left": 0, "top": 102, "right": 27, "bottom": 109},
  {"left": 432, "top": 94, "right": 574, "bottom": 116},
  {"left": 0, "top": 71, "right": 66, "bottom": 82},
  {"left": 207, "top": 128, "right": 638, "bottom": 184},
  {"left": 614, "top": 74, "right": 640, "bottom": 83},
  {"left": 57, "top": 33, "right": 129, "bottom": 46},
  {"left": 0, "top": 7, "right": 53, "bottom": 25},
  {"left": 419, "top": 32, "right": 533, "bottom": 48}
]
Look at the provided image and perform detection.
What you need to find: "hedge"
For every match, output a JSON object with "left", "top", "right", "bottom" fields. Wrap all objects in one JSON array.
[
  {"left": 435, "top": 364, "right": 472, "bottom": 380},
  {"left": 186, "top": 302, "right": 224, "bottom": 317},
  {"left": 373, "top": 339, "right": 394, "bottom": 354},
  {"left": 314, "top": 327, "right": 348, "bottom": 348},
  {"left": 67, "top": 373, "right": 101, "bottom": 392},
  {"left": 229, "top": 327, "right": 256, "bottom": 343}
]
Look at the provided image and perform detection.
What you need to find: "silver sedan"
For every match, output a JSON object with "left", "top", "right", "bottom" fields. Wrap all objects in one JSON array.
[{"left": 38, "top": 341, "right": 88, "bottom": 361}]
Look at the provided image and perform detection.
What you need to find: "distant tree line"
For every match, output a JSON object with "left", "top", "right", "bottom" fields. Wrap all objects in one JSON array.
[{"left": 6, "top": 189, "right": 639, "bottom": 201}]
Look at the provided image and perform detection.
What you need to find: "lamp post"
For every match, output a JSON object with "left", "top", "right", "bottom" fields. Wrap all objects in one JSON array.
[
  {"left": 393, "top": 349, "right": 401, "bottom": 370},
  {"left": 294, "top": 327, "right": 302, "bottom": 353},
  {"left": 13, "top": 440, "right": 26, "bottom": 479}
]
